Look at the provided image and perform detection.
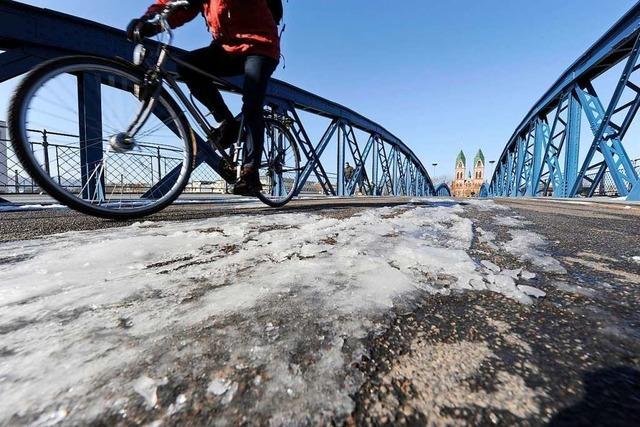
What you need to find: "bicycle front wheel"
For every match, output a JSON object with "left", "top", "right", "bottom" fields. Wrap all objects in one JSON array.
[
  {"left": 9, "top": 56, "right": 194, "bottom": 219},
  {"left": 257, "top": 118, "right": 301, "bottom": 207}
]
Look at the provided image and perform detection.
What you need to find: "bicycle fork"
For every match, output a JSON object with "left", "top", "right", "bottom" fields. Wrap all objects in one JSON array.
[{"left": 109, "top": 55, "right": 168, "bottom": 154}]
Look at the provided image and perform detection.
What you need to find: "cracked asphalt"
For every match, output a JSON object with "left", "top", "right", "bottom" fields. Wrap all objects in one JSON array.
[{"left": 0, "top": 197, "right": 639, "bottom": 426}]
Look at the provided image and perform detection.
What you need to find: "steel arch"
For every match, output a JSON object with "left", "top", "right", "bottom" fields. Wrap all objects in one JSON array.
[
  {"left": 0, "top": 1, "right": 436, "bottom": 199},
  {"left": 434, "top": 183, "right": 452, "bottom": 197},
  {"left": 491, "top": 1, "right": 640, "bottom": 201}
]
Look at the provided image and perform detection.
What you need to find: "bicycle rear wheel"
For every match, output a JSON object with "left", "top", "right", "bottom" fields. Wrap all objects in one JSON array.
[
  {"left": 9, "top": 56, "right": 194, "bottom": 219},
  {"left": 257, "top": 118, "right": 301, "bottom": 207}
]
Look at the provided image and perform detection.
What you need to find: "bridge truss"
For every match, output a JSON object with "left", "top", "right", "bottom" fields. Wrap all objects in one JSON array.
[
  {"left": 490, "top": 2, "right": 640, "bottom": 201},
  {"left": 0, "top": 2, "right": 447, "bottom": 199}
]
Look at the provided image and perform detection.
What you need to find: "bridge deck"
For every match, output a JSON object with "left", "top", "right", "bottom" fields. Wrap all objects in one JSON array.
[{"left": 0, "top": 199, "right": 638, "bottom": 424}]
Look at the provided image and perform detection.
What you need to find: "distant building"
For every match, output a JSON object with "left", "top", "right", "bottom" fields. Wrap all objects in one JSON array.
[
  {"left": 451, "top": 150, "right": 485, "bottom": 197},
  {"left": 185, "top": 180, "right": 229, "bottom": 194}
]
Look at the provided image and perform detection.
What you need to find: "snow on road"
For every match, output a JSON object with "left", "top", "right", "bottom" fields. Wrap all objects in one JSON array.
[{"left": 0, "top": 201, "right": 557, "bottom": 424}]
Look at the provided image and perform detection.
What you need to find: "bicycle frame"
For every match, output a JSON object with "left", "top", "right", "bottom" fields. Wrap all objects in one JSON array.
[
  {"left": 124, "top": 0, "right": 242, "bottom": 167},
  {"left": 161, "top": 61, "right": 243, "bottom": 167}
]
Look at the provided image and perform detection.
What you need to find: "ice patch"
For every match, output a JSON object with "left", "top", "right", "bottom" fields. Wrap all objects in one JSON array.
[
  {"left": 501, "top": 230, "right": 567, "bottom": 274},
  {"left": 486, "top": 273, "right": 533, "bottom": 305},
  {"left": 481, "top": 260, "right": 501, "bottom": 273},
  {"left": 517, "top": 285, "right": 546, "bottom": 299},
  {"left": 32, "top": 408, "right": 68, "bottom": 427},
  {"left": 476, "top": 227, "right": 499, "bottom": 251},
  {"left": 167, "top": 394, "right": 187, "bottom": 416},
  {"left": 464, "top": 199, "right": 510, "bottom": 211},
  {"left": 0, "top": 204, "right": 550, "bottom": 423},
  {"left": 208, "top": 379, "right": 232, "bottom": 396},
  {"left": 222, "top": 383, "right": 239, "bottom": 404},
  {"left": 133, "top": 376, "right": 166, "bottom": 409},
  {"left": 632, "top": 256, "right": 640, "bottom": 264}
]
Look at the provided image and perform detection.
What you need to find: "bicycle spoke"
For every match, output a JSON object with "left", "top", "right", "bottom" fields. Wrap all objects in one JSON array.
[
  {"left": 15, "top": 59, "right": 192, "bottom": 218},
  {"left": 256, "top": 119, "right": 300, "bottom": 206}
]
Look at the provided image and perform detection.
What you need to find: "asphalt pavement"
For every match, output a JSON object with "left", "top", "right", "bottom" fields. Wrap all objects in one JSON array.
[{"left": 0, "top": 197, "right": 639, "bottom": 426}]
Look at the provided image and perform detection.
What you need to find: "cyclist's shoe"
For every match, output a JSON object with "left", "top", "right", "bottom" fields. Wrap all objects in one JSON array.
[
  {"left": 233, "top": 167, "right": 263, "bottom": 197},
  {"left": 218, "top": 160, "right": 238, "bottom": 184},
  {"left": 211, "top": 118, "right": 241, "bottom": 151}
]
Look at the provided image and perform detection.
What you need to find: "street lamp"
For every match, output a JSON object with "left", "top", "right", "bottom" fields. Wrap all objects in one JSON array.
[{"left": 432, "top": 163, "right": 438, "bottom": 181}]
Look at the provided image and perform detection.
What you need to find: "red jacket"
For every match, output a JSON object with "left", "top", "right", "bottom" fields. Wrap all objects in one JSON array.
[{"left": 147, "top": 0, "right": 280, "bottom": 60}]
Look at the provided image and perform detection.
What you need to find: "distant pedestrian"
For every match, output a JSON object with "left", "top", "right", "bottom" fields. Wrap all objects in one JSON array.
[{"left": 344, "top": 162, "right": 355, "bottom": 182}]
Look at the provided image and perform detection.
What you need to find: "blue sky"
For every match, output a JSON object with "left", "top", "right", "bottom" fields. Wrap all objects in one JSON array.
[{"left": 2, "top": 0, "right": 639, "bottom": 180}]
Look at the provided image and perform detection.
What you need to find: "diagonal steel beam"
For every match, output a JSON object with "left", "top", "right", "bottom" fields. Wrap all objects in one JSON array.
[
  {"left": 573, "top": 82, "right": 639, "bottom": 197},
  {"left": 293, "top": 115, "right": 339, "bottom": 196},
  {"left": 538, "top": 95, "right": 569, "bottom": 197},
  {"left": 346, "top": 132, "right": 374, "bottom": 196},
  {"left": 571, "top": 33, "right": 640, "bottom": 197},
  {"left": 377, "top": 143, "right": 394, "bottom": 196},
  {"left": 525, "top": 118, "right": 548, "bottom": 196},
  {"left": 341, "top": 123, "right": 373, "bottom": 195}
]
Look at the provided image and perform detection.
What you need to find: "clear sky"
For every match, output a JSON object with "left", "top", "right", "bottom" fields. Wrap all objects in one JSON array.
[{"left": 2, "top": 0, "right": 639, "bottom": 181}]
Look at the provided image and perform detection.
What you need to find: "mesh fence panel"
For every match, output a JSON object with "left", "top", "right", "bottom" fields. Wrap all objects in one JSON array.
[
  {"left": 584, "top": 161, "right": 640, "bottom": 197},
  {"left": 0, "top": 123, "right": 242, "bottom": 196},
  {"left": 184, "top": 163, "right": 228, "bottom": 194},
  {"left": 0, "top": 122, "right": 39, "bottom": 194}
]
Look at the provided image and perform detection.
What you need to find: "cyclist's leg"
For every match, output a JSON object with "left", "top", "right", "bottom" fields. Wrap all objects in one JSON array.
[
  {"left": 242, "top": 55, "right": 278, "bottom": 170},
  {"left": 177, "top": 43, "right": 244, "bottom": 123}
]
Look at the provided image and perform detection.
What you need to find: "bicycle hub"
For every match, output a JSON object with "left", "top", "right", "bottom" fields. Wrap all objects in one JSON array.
[{"left": 109, "top": 132, "right": 136, "bottom": 153}]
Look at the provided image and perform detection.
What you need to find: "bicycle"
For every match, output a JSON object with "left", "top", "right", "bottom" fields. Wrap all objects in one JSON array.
[{"left": 8, "top": 0, "right": 301, "bottom": 219}]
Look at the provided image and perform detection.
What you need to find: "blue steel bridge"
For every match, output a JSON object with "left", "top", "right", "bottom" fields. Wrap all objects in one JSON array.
[
  {"left": 0, "top": 2, "right": 640, "bottom": 203},
  {"left": 0, "top": 1, "right": 447, "bottom": 202},
  {"left": 489, "top": 2, "right": 640, "bottom": 201}
]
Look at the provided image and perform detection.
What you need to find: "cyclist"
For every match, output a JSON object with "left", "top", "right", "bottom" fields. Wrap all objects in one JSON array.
[{"left": 127, "top": 0, "right": 281, "bottom": 196}]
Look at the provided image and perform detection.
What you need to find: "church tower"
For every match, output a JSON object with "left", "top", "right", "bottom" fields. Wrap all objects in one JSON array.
[
  {"left": 451, "top": 149, "right": 486, "bottom": 198},
  {"left": 452, "top": 151, "right": 467, "bottom": 197},
  {"left": 455, "top": 151, "right": 466, "bottom": 181},
  {"left": 473, "top": 150, "right": 485, "bottom": 182}
]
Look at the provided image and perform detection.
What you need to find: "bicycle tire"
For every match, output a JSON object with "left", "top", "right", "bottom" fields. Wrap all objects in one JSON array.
[
  {"left": 257, "top": 118, "right": 301, "bottom": 208},
  {"left": 9, "top": 55, "right": 195, "bottom": 220}
]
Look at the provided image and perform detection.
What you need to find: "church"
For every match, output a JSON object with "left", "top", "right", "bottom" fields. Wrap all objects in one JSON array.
[{"left": 451, "top": 150, "right": 486, "bottom": 198}]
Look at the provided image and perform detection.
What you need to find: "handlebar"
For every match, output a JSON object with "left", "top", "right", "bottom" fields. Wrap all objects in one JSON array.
[{"left": 135, "top": 0, "right": 192, "bottom": 45}]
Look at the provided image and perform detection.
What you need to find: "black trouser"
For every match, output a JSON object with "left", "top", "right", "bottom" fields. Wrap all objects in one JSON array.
[{"left": 177, "top": 42, "right": 278, "bottom": 170}]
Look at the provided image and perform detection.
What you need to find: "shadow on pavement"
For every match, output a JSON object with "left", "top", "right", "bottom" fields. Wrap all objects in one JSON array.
[{"left": 549, "top": 366, "right": 640, "bottom": 427}]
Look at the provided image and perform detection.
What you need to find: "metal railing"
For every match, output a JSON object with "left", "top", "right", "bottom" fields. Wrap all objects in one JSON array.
[
  {"left": 0, "top": 122, "right": 328, "bottom": 197},
  {"left": 584, "top": 159, "right": 640, "bottom": 197}
]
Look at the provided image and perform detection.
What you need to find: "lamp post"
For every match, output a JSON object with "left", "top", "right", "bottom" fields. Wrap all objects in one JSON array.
[{"left": 432, "top": 163, "right": 438, "bottom": 181}]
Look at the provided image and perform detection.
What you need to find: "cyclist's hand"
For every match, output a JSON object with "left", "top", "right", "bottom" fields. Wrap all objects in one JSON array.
[{"left": 126, "top": 18, "right": 161, "bottom": 42}]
